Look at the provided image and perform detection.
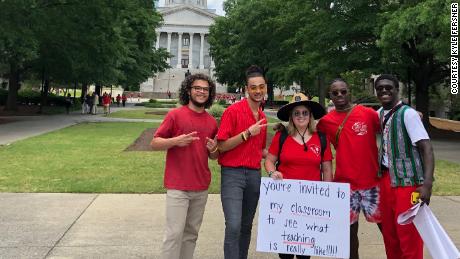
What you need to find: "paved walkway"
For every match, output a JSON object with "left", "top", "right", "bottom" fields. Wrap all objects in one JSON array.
[
  {"left": 0, "top": 193, "right": 459, "bottom": 259},
  {"left": 0, "top": 105, "right": 162, "bottom": 145}
]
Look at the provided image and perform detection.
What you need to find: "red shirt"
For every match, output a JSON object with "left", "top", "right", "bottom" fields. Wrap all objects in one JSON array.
[
  {"left": 154, "top": 105, "right": 218, "bottom": 191},
  {"left": 217, "top": 99, "right": 267, "bottom": 169},
  {"left": 317, "top": 105, "right": 380, "bottom": 190},
  {"left": 102, "top": 95, "right": 111, "bottom": 105},
  {"left": 268, "top": 131, "right": 333, "bottom": 181}
]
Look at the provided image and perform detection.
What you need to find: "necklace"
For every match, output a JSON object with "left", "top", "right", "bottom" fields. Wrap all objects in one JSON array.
[{"left": 295, "top": 127, "right": 308, "bottom": 151}]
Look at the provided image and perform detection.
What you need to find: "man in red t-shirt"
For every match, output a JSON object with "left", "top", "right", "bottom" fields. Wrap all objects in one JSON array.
[
  {"left": 316, "top": 79, "right": 382, "bottom": 259},
  {"left": 217, "top": 65, "right": 268, "bottom": 259},
  {"left": 151, "top": 74, "right": 218, "bottom": 259}
]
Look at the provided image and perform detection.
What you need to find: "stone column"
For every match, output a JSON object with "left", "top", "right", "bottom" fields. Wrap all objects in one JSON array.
[
  {"left": 176, "top": 32, "right": 183, "bottom": 68},
  {"left": 166, "top": 32, "right": 172, "bottom": 65},
  {"left": 199, "top": 33, "right": 205, "bottom": 69},
  {"left": 188, "top": 33, "right": 194, "bottom": 69},
  {"left": 155, "top": 32, "right": 160, "bottom": 49}
]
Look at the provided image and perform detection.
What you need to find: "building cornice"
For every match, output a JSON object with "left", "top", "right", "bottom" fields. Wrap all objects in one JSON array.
[{"left": 159, "top": 5, "right": 219, "bottom": 19}]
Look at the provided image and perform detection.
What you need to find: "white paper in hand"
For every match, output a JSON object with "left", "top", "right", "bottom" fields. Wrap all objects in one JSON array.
[{"left": 398, "top": 203, "right": 460, "bottom": 259}]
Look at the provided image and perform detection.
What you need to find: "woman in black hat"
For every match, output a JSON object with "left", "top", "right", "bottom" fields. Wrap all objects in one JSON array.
[{"left": 264, "top": 96, "right": 333, "bottom": 259}]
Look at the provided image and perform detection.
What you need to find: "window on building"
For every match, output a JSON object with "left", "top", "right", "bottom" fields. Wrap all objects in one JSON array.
[
  {"left": 182, "top": 59, "right": 189, "bottom": 68},
  {"left": 183, "top": 37, "right": 189, "bottom": 46}
]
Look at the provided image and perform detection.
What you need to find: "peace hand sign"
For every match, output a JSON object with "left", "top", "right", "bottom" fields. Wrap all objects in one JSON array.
[{"left": 248, "top": 119, "right": 267, "bottom": 137}]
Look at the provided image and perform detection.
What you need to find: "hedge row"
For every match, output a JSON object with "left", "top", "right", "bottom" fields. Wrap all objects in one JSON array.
[{"left": 0, "top": 89, "right": 75, "bottom": 106}]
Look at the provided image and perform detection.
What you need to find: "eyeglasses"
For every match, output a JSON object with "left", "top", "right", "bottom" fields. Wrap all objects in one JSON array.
[
  {"left": 191, "top": 86, "right": 210, "bottom": 92},
  {"left": 375, "top": 85, "right": 395, "bottom": 91},
  {"left": 293, "top": 110, "right": 310, "bottom": 117},
  {"left": 330, "top": 89, "right": 348, "bottom": 97}
]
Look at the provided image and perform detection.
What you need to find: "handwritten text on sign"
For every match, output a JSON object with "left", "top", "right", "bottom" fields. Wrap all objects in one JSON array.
[{"left": 256, "top": 178, "right": 350, "bottom": 258}]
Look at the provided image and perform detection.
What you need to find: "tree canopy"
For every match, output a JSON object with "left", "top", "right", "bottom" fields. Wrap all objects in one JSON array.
[
  {"left": 209, "top": 0, "right": 450, "bottom": 124},
  {"left": 0, "top": 0, "right": 169, "bottom": 110}
]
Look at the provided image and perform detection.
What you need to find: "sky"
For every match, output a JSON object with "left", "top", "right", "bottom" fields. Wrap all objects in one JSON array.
[
  {"left": 158, "top": 0, "right": 226, "bottom": 16},
  {"left": 207, "top": 0, "right": 225, "bottom": 15}
]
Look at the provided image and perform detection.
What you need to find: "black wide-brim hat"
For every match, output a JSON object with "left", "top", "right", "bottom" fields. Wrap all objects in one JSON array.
[{"left": 277, "top": 93, "right": 326, "bottom": 122}]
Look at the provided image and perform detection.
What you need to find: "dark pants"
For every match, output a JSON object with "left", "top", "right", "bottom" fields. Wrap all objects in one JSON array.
[
  {"left": 350, "top": 222, "right": 359, "bottom": 259},
  {"left": 220, "top": 166, "right": 261, "bottom": 259}
]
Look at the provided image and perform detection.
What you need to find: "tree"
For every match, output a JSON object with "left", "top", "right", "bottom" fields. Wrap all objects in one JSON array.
[
  {"left": 209, "top": 0, "right": 288, "bottom": 102},
  {"left": 209, "top": 0, "right": 384, "bottom": 103},
  {"left": 0, "top": 0, "right": 39, "bottom": 111},
  {"left": 0, "top": 0, "right": 169, "bottom": 110},
  {"left": 116, "top": 0, "right": 170, "bottom": 91},
  {"left": 209, "top": 0, "right": 449, "bottom": 124},
  {"left": 377, "top": 0, "right": 450, "bottom": 126}
]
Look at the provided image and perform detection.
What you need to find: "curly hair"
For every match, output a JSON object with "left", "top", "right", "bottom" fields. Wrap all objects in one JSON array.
[{"left": 178, "top": 73, "right": 216, "bottom": 109}]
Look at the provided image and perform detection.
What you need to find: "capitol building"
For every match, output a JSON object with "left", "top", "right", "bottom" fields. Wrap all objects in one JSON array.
[{"left": 140, "top": 0, "right": 226, "bottom": 96}]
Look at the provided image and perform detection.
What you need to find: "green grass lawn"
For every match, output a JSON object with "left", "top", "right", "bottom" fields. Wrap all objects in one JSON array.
[
  {"left": 107, "top": 108, "right": 167, "bottom": 120},
  {"left": 0, "top": 122, "right": 221, "bottom": 193},
  {"left": 0, "top": 121, "right": 458, "bottom": 195}
]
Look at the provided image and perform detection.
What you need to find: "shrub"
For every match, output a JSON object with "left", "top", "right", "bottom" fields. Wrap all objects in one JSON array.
[
  {"left": 218, "top": 99, "right": 226, "bottom": 105},
  {"left": 208, "top": 104, "right": 225, "bottom": 119},
  {"left": 149, "top": 99, "right": 157, "bottom": 103},
  {"left": 158, "top": 99, "right": 177, "bottom": 104},
  {"left": 17, "top": 89, "right": 41, "bottom": 104},
  {"left": 144, "top": 102, "right": 176, "bottom": 108},
  {"left": 0, "top": 89, "right": 76, "bottom": 107}
]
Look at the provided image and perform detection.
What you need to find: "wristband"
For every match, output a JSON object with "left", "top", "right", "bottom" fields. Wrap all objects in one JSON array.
[
  {"left": 246, "top": 129, "right": 252, "bottom": 138},
  {"left": 241, "top": 132, "right": 248, "bottom": 141}
]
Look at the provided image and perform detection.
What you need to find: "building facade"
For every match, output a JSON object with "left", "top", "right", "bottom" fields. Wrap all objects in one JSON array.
[{"left": 140, "top": 0, "right": 225, "bottom": 97}]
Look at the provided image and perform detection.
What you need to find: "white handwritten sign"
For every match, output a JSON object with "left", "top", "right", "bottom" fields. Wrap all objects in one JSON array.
[{"left": 256, "top": 178, "right": 350, "bottom": 258}]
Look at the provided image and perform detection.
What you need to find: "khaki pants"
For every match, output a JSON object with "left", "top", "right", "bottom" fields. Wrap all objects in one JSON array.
[{"left": 161, "top": 189, "right": 208, "bottom": 259}]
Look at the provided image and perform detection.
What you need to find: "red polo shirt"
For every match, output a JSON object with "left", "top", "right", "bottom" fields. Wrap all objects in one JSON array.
[{"left": 217, "top": 99, "right": 267, "bottom": 169}]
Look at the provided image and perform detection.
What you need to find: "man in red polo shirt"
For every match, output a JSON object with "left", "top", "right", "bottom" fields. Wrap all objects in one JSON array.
[
  {"left": 217, "top": 65, "right": 268, "bottom": 259},
  {"left": 151, "top": 73, "right": 219, "bottom": 259},
  {"left": 316, "top": 78, "right": 382, "bottom": 259}
]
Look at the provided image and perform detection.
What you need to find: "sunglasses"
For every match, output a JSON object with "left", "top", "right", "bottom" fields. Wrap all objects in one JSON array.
[
  {"left": 191, "top": 86, "right": 210, "bottom": 92},
  {"left": 375, "top": 85, "right": 395, "bottom": 91},
  {"left": 330, "top": 89, "right": 348, "bottom": 97},
  {"left": 293, "top": 110, "right": 310, "bottom": 117}
]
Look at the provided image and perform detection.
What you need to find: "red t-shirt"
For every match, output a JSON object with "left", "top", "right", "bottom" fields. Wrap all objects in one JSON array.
[
  {"left": 268, "top": 131, "right": 333, "bottom": 181},
  {"left": 316, "top": 105, "right": 380, "bottom": 190},
  {"left": 154, "top": 105, "right": 218, "bottom": 191},
  {"left": 217, "top": 99, "right": 267, "bottom": 169}
]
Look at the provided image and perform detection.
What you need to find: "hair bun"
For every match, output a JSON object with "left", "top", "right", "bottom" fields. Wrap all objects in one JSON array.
[{"left": 246, "top": 65, "right": 263, "bottom": 76}]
